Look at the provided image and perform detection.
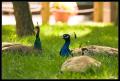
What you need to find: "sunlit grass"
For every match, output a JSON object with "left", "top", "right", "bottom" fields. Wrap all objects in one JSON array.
[
  {"left": 2, "top": 24, "right": 118, "bottom": 79},
  {"left": 78, "top": 22, "right": 114, "bottom": 27}
]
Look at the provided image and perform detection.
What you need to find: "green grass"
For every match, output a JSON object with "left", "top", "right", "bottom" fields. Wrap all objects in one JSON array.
[{"left": 2, "top": 24, "right": 118, "bottom": 79}]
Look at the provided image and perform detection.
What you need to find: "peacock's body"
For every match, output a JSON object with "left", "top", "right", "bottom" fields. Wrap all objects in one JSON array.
[
  {"left": 2, "top": 42, "right": 33, "bottom": 53},
  {"left": 61, "top": 56, "right": 101, "bottom": 72},
  {"left": 72, "top": 45, "right": 118, "bottom": 56}
]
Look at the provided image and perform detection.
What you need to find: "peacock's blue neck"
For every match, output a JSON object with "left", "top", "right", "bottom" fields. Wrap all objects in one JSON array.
[
  {"left": 34, "top": 31, "right": 42, "bottom": 49},
  {"left": 63, "top": 40, "right": 70, "bottom": 48},
  {"left": 36, "top": 31, "right": 39, "bottom": 38},
  {"left": 60, "top": 39, "right": 71, "bottom": 57}
]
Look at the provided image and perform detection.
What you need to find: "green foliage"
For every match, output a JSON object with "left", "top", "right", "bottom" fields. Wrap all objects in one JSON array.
[{"left": 2, "top": 24, "right": 118, "bottom": 79}]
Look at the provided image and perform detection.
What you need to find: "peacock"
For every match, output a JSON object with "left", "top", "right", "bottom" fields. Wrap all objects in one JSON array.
[
  {"left": 59, "top": 34, "right": 73, "bottom": 57},
  {"left": 2, "top": 22, "right": 42, "bottom": 53},
  {"left": 61, "top": 55, "right": 101, "bottom": 73},
  {"left": 60, "top": 33, "right": 118, "bottom": 57},
  {"left": 34, "top": 22, "right": 42, "bottom": 50}
]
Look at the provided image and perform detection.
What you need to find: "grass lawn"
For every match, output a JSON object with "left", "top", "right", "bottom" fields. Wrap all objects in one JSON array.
[{"left": 2, "top": 23, "right": 118, "bottom": 79}]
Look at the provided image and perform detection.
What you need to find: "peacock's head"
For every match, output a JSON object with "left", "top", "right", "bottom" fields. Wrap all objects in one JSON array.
[
  {"left": 62, "top": 34, "right": 70, "bottom": 41},
  {"left": 34, "top": 22, "right": 40, "bottom": 34},
  {"left": 34, "top": 26, "right": 39, "bottom": 34}
]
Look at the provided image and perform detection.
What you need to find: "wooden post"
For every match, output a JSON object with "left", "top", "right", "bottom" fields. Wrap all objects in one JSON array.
[
  {"left": 115, "top": 2, "right": 118, "bottom": 25},
  {"left": 103, "top": 2, "right": 111, "bottom": 23},
  {"left": 93, "top": 2, "right": 103, "bottom": 22},
  {"left": 111, "top": 2, "right": 118, "bottom": 25},
  {"left": 41, "top": 2, "right": 50, "bottom": 25},
  {"left": 103, "top": 2, "right": 118, "bottom": 23}
]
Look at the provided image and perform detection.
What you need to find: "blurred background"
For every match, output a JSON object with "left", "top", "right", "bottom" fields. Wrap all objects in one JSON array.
[
  {"left": 2, "top": 2, "right": 92, "bottom": 25},
  {"left": 2, "top": 2, "right": 118, "bottom": 25}
]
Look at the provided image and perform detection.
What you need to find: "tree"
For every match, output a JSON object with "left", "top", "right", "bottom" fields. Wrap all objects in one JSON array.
[{"left": 13, "top": 1, "right": 34, "bottom": 37}]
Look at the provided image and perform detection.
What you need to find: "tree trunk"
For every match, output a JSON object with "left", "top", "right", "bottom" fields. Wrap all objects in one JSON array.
[{"left": 13, "top": 1, "right": 34, "bottom": 37}]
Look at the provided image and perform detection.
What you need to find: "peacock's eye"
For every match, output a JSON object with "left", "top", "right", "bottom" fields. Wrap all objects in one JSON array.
[
  {"left": 65, "top": 36, "right": 68, "bottom": 38},
  {"left": 63, "top": 34, "right": 70, "bottom": 39}
]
